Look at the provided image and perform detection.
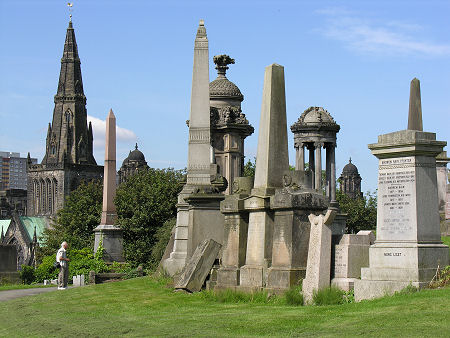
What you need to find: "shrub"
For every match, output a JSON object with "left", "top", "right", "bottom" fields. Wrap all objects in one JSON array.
[
  {"left": 284, "top": 284, "right": 303, "bottom": 306},
  {"left": 429, "top": 265, "right": 450, "bottom": 289},
  {"left": 343, "top": 289, "right": 355, "bottom": 303},
  {"left": 34, "top": 255, "right": 58, "bottom": 283},
  {"left": 312, "top": 287, "right": 345, "bottom": 306},
  {"left": 20, "top": 265, "right": 35, "bottom": 284},
  {"left": 149, "top": 218, "right": 176, "bottom": 269}
]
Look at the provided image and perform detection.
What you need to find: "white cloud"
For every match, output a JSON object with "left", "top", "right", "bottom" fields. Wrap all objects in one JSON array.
[
  {"left": 316, "top": 8, "right": 450, "bottom": 56},
  {"left": 87, "top": 115, "right": 137, "bottom": 149}
]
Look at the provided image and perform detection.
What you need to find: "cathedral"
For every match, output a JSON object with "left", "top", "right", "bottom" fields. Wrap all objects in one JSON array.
[{"left": 26, "top": 20, "right": 103, "bottom": 217}]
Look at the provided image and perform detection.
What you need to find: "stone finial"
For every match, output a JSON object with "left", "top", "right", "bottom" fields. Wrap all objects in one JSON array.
[
  {"left": 407, "top": 78, "right": 423, "bottom": 131},
  {"left": 213, "top": 55, "right": 235, "bottom": 78},
  {"left": 196, "top": 19, "right": 207, "bottom": 38}
]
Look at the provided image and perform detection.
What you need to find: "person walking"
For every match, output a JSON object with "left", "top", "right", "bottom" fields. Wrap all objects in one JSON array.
[{"left": 57, "top": 241, "right": 70, "bottom": 290}]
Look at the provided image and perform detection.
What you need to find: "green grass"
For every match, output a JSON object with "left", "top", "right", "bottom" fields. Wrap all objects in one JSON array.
[
  {"left": 0, "top": 283, "right": 55, "bottom": 291},
  {"left": 442, "top": 236, "right": 450, "bottom": 248},
  {"left": 1, "top": 277, "right": 449, "bottom": 337}
]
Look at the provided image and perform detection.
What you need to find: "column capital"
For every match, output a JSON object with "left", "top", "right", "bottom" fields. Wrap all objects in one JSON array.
[{"left": 314, "top": 142, "right": 324, "bottom": 149}]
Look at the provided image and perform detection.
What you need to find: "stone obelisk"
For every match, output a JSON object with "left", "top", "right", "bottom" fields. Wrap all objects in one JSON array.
[
  {"left": 163, "top": 20, "right": 226, "bottom": 276},
  {"left": 355, "top": 78, "right": 448, "bottom": 301},
  {"left": 94, "top": 109, "right": 124, "bottom": 262},
  {"left": 240, "top": 64, "right": 289, "bottom": 288}
]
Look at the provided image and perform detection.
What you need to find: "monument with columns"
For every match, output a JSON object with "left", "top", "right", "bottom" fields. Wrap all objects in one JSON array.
[
  {"left": 354, "top": 78, "right": 449, "bottom": 301},
  {"left": 94, "top": 110, "right": 124, "bottom": 262},
  {"left": 162, "top": 20, "right": 226, "bottom": 276}
]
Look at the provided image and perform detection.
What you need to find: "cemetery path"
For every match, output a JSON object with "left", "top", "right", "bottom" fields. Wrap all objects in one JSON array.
[{"left": 0, "top": 287, "right": 68, "bottom": 302}]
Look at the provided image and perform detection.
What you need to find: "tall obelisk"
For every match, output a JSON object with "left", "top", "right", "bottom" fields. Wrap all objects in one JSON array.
[
  {"left": 163, "top": 20, "right": 226, "bottom": 276},
  {"left": 94, "top": 109, "right": 124, "bottom": 262}
]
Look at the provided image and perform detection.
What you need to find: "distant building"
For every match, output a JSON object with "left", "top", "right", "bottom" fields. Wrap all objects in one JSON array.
[
  {"left": 0, "top": 189, "right": 28, "bottom": 218},
  {"left": 118, "top": 144, "right": 149, "bottom": 184},
  {"left": 27, "top": 20, "right": 103, "bottom": 217},
  {"left": 0, "top": 152, "right": 37, "bottom": 190},
  {"left": 339, "top": 158, "right": 362, "bottom": 199}
]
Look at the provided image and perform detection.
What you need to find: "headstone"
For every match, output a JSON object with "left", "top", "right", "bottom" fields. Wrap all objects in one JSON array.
[
  {"left": 175, "top": 239, "right": 222, "bottom": 292},
  {"left": 50, "top": 279, "right": 58, "bottom": 285},
  {"left": 302, "top": 209, "right": 336, "bottom": 303},
  {"left": 44, "top": 280, "right": 50, "bottom": 285},
  {"left": 73, "top": 274, "right": 85, "bottom": 287},
  {"left": 163, "top": 20, "right": 226, "bottom": 276},
  {"left": 240, "top": 63, "right": 289, "bottom": 289},
  {"left": 354, "top": 78, "right": 449, "bottom": 301},
  {"left": 331, "top": 231, "right": 375, "bottom": 291},
  {"left": 94, "top": 109, "right": 124, "bottom": 262}
]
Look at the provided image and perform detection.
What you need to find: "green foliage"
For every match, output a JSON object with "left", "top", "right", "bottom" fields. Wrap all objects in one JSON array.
[
  {"left": 115, "top": 168, "right": 184, "bottom": 267},
  {"left": 429, "top": 265, "right": 450, "bottom": 289},
  {"left": 343, "top": 289, "right": 355, "bottom": 303},
  {"left": 312, "top": 286, "right": 345, "bottom": 305},
  {"left": 243, "top": 158, "right": 256, "bottom": 177},
  {"left": 396, "top": 284, "right": 419, "bottom": 295},
  {"left": 20, "top": 265, "right": 35, "bottom": 285},
  {"left": 284, "top": 284, "right": 303, "bottom": 306},
  {"left": 149, "top": 218, "right": 176, "bottom": 269},
  {"left": 39, "top": 180, "right": 103, "bottom": 258},
  {"left": 34, "top": 254, "right": 58, "bottom": 283},
  {"left": 336, "top": 189, "right": 377, "bottom": 233}
]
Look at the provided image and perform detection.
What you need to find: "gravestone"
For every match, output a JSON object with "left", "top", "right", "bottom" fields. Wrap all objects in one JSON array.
[
  {"left": 302, "top": 209, "right": 337, "bottom": 303},
  {"left": 0, "top": 245, "right": 17, "bottom": 272},
  {"left": 73, "top": 274, "right": 85, "bottom": 287},
  {"left": 354, "top": 78, "right": 449, "bottom": 301},
  {"left": 175, "top": 239, "right": 222, "bottom": 292},
  {"left": 331, "top": 231, "right": 375, "bottom": 291}
]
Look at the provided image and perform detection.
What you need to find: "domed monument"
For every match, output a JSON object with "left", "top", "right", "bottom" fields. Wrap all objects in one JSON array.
[
  {"left": 209, "top": 55, "right": 254, "bottom": 194},
  {"left": 339, "top": 158, "right": 362, "bottom": 199},
  {"left": 118, "top": 144, "right": 149, "bottom": 184}
]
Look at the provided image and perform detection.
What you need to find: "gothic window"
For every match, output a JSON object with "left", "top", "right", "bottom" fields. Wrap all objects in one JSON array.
[
  {"left": 65, "top": 109, "right": 72, "bottom": 124},
  {"left": 41, "top": 179, "right": 46, "bottom": 214},
  {"left": 47, "top": 179, "right": 52, "bottom": 214}
]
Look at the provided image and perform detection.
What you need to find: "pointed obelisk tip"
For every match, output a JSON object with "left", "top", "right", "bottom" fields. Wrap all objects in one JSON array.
[
  {"left": 199, "top": 19, "right": 204, "bottom": 26},
  {"left": 407, "top": 77, "right": 423, "bottom": 131},
  {"left": 108, "top": 109, "right": 115, "bottom": 118}
]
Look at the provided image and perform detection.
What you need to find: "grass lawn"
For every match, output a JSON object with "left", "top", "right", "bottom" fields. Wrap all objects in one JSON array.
[
  {"left": 442, "top": 236, "right": 450, "bottom": 248},
  {"left": 1, "top": 277, "right": 449, "bottom": 337}
]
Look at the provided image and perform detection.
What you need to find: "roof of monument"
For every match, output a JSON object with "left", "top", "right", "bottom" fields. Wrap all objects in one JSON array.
[
  {"left": 209, "top": 54, "right": 243, "bottom": 101},
  {"left": 291, "top": 106, "right": 340, "bottom": 133},
  {"left": 342, "top": 158, "right": 359, "bottom": 175}
]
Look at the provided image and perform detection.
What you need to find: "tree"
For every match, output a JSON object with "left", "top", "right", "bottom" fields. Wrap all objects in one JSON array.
[
  {"left": 39, "top": 180, "right": 103, "bottom": 257},
  {"left": 336, "top": 189, "right": 377, "bottom": 233},
  {"left": 243, "top": 158, "right": 256, "bottom": 177},
  {"left": 115, "top": 168, "right": 184, "bottom": 267}
]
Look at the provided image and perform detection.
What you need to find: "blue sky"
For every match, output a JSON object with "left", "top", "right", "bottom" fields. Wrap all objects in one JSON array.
[{"left": 1, "top": 0, "right": 449, "bottom": 192}]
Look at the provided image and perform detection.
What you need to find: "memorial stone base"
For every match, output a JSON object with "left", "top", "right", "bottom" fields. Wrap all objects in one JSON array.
[{"left": 94, "top": 225, "right": 125, "bottom": 263}]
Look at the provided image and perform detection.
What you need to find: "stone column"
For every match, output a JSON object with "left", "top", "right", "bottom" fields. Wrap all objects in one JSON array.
[
  {"left": 329, "top": 144, "right": 336, "bottom": 203},
  {"left": 94, "top": 109, "right": 124, "bottom": 262},
  {"left": 296, "top": 143, "right": 305, "bottom": 171},
  {"left": 315, "top": 143, "right": 322, "bottom": 191},
  {"left": 325, "top": 144, "right": 331, "bottom": 199},
  {"left": 240, "top": 64, "right": 289, "bottom": 289},
  {"left": 308, "top": 144, "right": 315, "bottom": 189}
]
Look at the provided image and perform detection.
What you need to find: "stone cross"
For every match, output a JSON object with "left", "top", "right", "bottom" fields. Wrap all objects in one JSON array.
[
  {"left": 302, "top": 208, "right": 337, "bottom": 304},
  {"left": 186, "top": 19, "right": 211, "bottom": 186},
  {"left": 407, "top": 78, "right": 423, "bottom": 131},
  {"left": 100, "top": 109, "right": 117, "bottom": 225}
]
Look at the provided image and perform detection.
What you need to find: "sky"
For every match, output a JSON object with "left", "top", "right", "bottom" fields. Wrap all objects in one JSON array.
[{"left": 0, "top": 0, "right": 449, "bottom": 193}]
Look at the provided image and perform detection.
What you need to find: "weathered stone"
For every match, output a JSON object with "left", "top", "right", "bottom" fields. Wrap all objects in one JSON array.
[
  {"left": 355, "top": 79, "right": 449, "bottom": 302},
  {"left": 175, "top": 239, "right": 222, "bottom": 292},
  {"left": 407, "top": 78, "right": 423, "bottom": 131},
  {"left": 0, "top": 245, "right": 17, "bottom": 272},
  {"left": 302, "top": 209, "right": 336, "bottom": 304},
  {"left": 94, "top": 110, "right": 124, "bottom": 263},
  {"left": 331, "top": 231, "right": 374, "bottom": 291},
  {"left": 72, "top": 274, "right": 85, "bottom": 287}
]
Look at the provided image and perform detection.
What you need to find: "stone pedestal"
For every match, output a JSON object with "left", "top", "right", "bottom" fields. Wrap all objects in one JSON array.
[
  {"left": 331, "top": 231, "right": 374, "bottom": 291},
  {"left": 94, "top": 225, "right": 124, "bottom": 262},
  {"left": 302, "top": 209, "right": 336, "bottom": 303},
  {"left": 355, "top": 128, "right": 449, "bottom": 301},
  {"left": 216, "top": 177, "right": 252, "bottom": 288}
]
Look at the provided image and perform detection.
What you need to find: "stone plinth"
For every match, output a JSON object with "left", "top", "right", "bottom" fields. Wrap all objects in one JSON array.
[
  {"left": 331, "top": 231, "right": 374, "bottom": 291},
  {"left": 355, "top": 126, "right": 449, "bottom": 301},
  {"left": 0, "top": 245, "right": 17, "bottom": 272},
  {"left": 94, "top": 225, "right": 124, "bottom": 262},
  {"left": 302, "top": 209, "right": 336, "bottom": 304}
]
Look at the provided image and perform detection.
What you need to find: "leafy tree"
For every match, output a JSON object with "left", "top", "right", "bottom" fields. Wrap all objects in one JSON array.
[
  {"left": 39, "top": 180, "right": 103, "bottom": 258},
  {"left": 115, "top": 168, "right": 184, "bottom": 267},
  {"left": 336, "top": 189, "right": 377, "bottom": 233},
  {"left": 243, "top": 158, "right": 256, "bottom": 177}
]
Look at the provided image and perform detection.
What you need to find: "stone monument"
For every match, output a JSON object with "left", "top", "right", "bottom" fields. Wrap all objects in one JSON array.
[
  {"left": 94, "top": 109, "right": 124, "bottom": 262},
  {"left": 239, "top": 64, "right": 290, "bottom": 289},
  {"left": 302, "top": 209, "right": 337, "bottom": 303},
  {"left": 354, "top": 78, "right": 449, "bottom": 301},
  {"left": 162, "top": 20, "right": 226, "bottom": 276}
]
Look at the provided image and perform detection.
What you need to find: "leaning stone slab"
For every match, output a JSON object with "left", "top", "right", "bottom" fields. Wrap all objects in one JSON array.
[
  {"left": 302, "top": 209, "right": 337, "bottom": 304},
  {"left": 175, "top": 239, "right": 222, "bottom": 292}
]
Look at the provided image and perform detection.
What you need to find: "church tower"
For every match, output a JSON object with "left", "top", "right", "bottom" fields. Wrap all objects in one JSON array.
[{"left": 27, "top": 20, "right": 103, "bottom": 217}]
